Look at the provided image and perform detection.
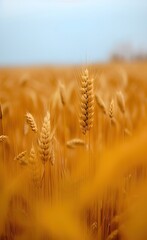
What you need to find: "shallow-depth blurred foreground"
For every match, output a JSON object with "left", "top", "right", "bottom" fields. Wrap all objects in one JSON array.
[{"left": 0, "top": 61, "right": 147, "bottom": 240}]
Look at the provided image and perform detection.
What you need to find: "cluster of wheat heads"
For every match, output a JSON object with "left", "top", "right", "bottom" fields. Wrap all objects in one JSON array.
[{"left": 0, "top": 62, "right": 147, "bottom": 240}]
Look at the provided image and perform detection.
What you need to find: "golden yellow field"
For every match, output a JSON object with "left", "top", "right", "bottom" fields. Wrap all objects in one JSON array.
[{"left": 0, "top": 61, "right": 147, "bottom": 240}]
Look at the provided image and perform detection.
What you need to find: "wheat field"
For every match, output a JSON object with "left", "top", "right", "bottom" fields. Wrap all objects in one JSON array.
[{"left": 0, "top": 61, "right": 147, "bottom": 240}]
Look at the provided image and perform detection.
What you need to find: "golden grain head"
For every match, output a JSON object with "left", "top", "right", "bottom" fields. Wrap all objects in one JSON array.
[
  {"left": 80, "top": 69, "right": 95, "bottom": 134},
  {"left": 0, "top": 135, "right": 8, "bottom": 143},
  {"left": 116, "top": 91, "right": 125, "bottom": 114},
  {"left": 95, "top": 93, "right": 107, "bottom": 115},
  {"left": 39, "top": 111, "right": 52, "bottom": 164},
  {"left": 109, "top": 99, "right": 114, "bottom": 119},
  {"left": 59, "top": 81, "right": 66, "bottom": 106},
  {"left": 14, "top": 150, "right": 28, "bottom": 165},
  {"left": 25, "top": 112, "right": 38, "bottom": 133},
  {"left": 124, "top": 128, "right": 132, "bottom": 137},
  {"left": 106, "top": 229, "right": 119, "bottom": 240},
  {"left": 66, "top": 138, "right": 85, "bottom": 148}
]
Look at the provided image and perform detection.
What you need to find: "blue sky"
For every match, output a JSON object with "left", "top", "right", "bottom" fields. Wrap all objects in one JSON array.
[{"left": 0, "top": 0, "right": 147, "bottom": 66}]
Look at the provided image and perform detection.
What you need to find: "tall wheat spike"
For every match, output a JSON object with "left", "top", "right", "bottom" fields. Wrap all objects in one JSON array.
[
  {"left": 116, "top": 91, "right": 125, "bottom": 114},
  {"left": 80, "top": 69, "right": 94, "bottom": 135},
  {"left": 39, "top": 111, "right": 52, "bottom": 164}
]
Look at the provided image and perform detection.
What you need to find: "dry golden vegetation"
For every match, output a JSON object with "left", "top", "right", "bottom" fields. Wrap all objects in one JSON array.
[{"left": 0, "top": 62, "right": 147, "bottom": 240}]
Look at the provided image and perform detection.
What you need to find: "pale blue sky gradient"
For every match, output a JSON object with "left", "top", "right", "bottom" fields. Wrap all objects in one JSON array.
[{"left": 0, "top": 0, "right": 147, "bottom": 66}]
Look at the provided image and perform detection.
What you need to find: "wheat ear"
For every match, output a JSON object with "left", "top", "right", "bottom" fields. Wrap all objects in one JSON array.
[
  {"left": 124, "top": 128, "right": 132, "bottom": 137},
  {"left": 26, "top": 112, "right": 38, "bottom": 133},
  {"left": 39, "top": 111, "right": 52, "bottom": 164},
  {"left": 59, "top": 82, "right": 66, "bottom": 106},
  {"left": 14, "top": 150, "right": 28, "bottom": 166},
  {"left": 116, "top": 91, "right": 125, "bottom": 114},
  {"left": 106, "top": 229, "right": 118, "bottom": 240},
  {"left": 80, "top": 69, "right": 94, "bottom": 135},
  {"left": 109, "top": 99, "right": 117, "bottom": 127},
  {"left": 0, "top": 135, "right": 8, "bottom": 143},
  {"left": 95, "top": 94, "right": 107, "bottom": 114},
  {"left": 109, "top": 99, "right": 114, "bottom": 119},
  {"left": 66, "top": 138, "right": 85, "bottom": 148}
]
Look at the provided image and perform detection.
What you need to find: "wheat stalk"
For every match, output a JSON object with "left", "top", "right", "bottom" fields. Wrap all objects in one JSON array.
[
  {"left": 49, "top": 137, "right": 55, "bottom": 165},
  {"left": 80, "top": 69, "right": 94, "bottom": 135},
  {"left": 0, "top": 104, "right": 3, "bottom": 135}
]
